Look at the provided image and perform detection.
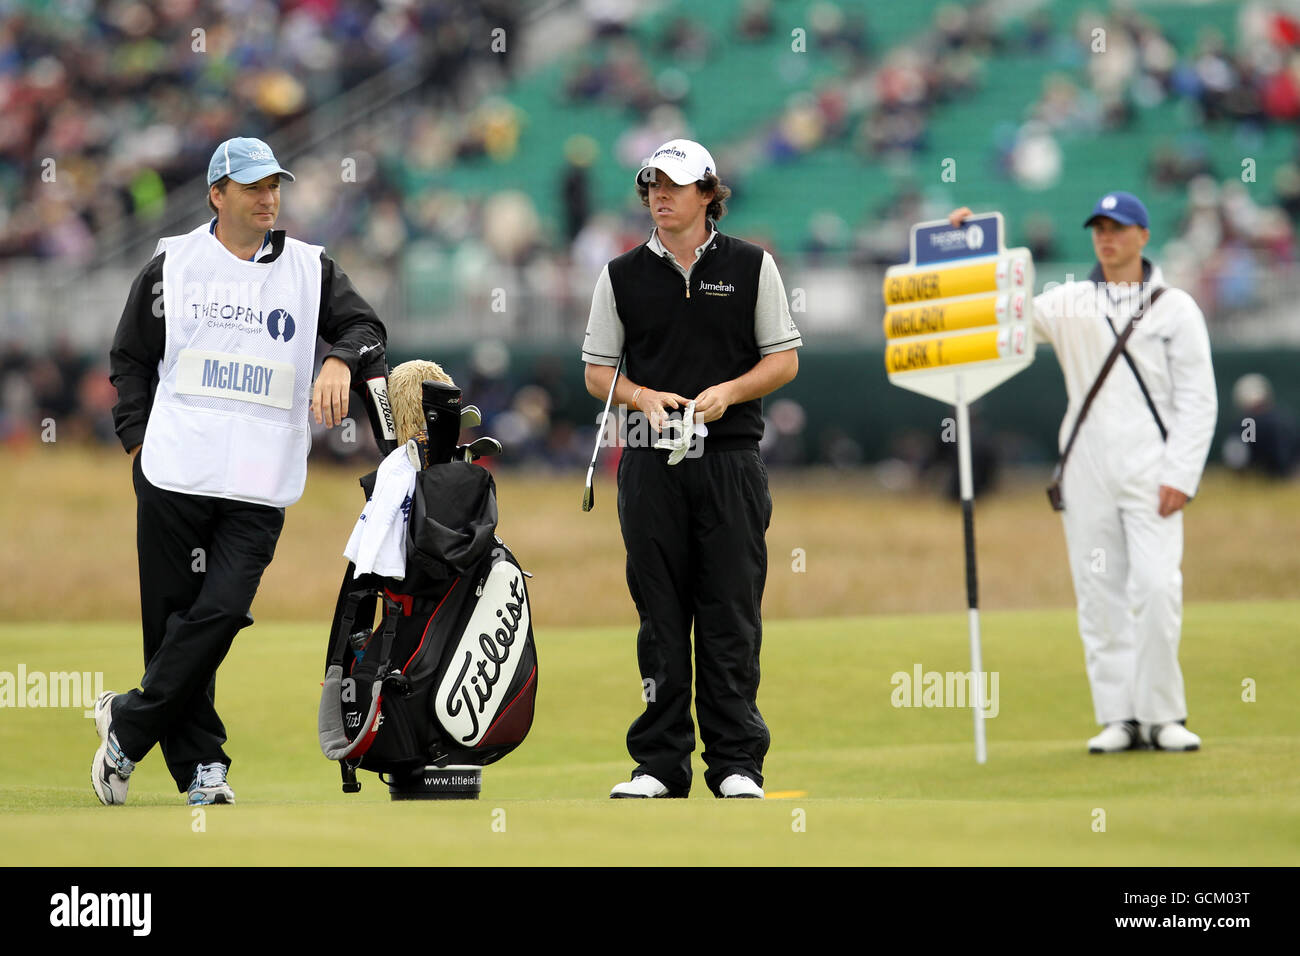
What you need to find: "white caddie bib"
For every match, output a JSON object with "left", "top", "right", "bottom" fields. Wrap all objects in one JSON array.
[{"left": 141, "top": 222, "right": 324, "bottom": 506}]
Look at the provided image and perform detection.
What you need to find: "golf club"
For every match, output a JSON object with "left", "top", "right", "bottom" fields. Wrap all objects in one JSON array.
[
  {"left": 460, "top": 436, "right": 503, "bottom": 462},
  {"left": 583, "top": 351, "right": 624, "bottom": 512}
]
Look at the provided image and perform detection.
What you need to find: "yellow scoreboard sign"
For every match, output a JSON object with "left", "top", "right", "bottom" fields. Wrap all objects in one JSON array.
[
  {"left": 882, "top": 213, "right": 1035, "bottom": 405},
  {"left": 882, "top": 291, "right": 1028, "bottom": 339},
  {"left": 885, "top": 325, "right": 1030, "bottom": 374},
  {"left": 882, "top": 253, "right": 1030, "bottom": 306}
]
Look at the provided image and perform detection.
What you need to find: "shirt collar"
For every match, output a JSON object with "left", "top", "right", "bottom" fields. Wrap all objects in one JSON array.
[
  {"left": 1087, "top": 256, "right": 1155, "bottom": 287},
  {"left": 647, "top": 223, "right": 717, "bottom": 261},
  {"left": 1087, "top": 257, "right": 1166, "bottom": 315},
  {"left": 209, "top": 217, "right": 275, "bottom": 261}
]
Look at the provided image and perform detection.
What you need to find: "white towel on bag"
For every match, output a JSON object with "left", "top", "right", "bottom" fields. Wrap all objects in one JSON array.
[{"left": 344, "top": 440, "right": 419, "bottom": 578}]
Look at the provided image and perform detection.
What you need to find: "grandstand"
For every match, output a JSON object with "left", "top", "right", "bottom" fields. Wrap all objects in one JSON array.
[{"left": 2, "top": 0, "right": 1298, "bottom": 468}]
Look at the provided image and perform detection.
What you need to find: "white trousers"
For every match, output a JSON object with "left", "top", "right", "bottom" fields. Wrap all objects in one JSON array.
[{"left": 1060, "top": 452, "right": 1188, "bottom": 726}]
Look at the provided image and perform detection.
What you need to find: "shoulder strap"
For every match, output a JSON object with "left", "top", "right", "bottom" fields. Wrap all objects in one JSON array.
[
  {"left": 1054, "top": 286, "right": 1168, "bottom": 480},
  {"left": 1102, "top": 288, "right": 1169, "bottom": 441}
]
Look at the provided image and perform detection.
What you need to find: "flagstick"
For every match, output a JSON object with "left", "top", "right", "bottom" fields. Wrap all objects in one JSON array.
[{"left": 955, "top": 375, "right": 988, "bottom": 764}]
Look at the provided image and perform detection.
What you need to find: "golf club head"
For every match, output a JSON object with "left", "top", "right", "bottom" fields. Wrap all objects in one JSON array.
[
  {"left": 458, "top": 436, "right": 503, "bottom": 462},
  {"left": 460, "top": 404, "right": 482, "bottom": 429},
  {"left": 582, "top": 466, "right": 595, "bottom": 511}
]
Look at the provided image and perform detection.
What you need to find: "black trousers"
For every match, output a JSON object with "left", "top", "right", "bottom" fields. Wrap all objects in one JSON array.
[
  {"left": 616, "top": 446, "right": 773, "bottom": 796},
  {"left": 112, "top": 454, "right": 284, "bottom": 791}
]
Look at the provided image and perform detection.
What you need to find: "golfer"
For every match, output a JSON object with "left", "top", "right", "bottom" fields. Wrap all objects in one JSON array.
[
  {"left": 582, "top": 139, "right": 802, "bottom": 798},
  {"left": 98, "top": 137, "right": 388, "bottom": 805}
]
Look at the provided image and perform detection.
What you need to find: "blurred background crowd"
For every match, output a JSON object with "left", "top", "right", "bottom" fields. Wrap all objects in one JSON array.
[{"left": 2, "top": 0, "right": 1297, "bottom": 484}]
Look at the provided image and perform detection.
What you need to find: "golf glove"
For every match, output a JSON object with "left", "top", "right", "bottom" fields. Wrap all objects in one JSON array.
[{"left": 653, "top": 400, "right": 696, "bottom": 466}]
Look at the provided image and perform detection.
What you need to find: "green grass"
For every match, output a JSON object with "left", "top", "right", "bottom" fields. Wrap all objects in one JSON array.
[{"left": 1, "top": 602, "right": 1297, "bottom": 865}]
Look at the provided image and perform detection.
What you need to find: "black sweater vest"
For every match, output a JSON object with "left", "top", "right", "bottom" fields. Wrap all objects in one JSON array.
[{"left": 607, "top": 233, "right": 765, "bottom": 448}]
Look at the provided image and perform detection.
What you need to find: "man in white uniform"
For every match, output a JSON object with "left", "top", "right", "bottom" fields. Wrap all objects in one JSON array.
[
  {"left": 950, "top": 193, "right": 1217, "bottom": 753},
  {"left": 98, "top": 137, "right": 388, "bottom": 805}
]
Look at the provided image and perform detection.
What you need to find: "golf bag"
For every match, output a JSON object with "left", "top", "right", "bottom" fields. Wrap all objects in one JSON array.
[{"left": 319, "top": 381, "right": 537, "bottom": 794}]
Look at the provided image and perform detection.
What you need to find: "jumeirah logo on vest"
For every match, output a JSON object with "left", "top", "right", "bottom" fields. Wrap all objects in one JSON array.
[{"left": 698, "top": 279, "right": 734, "bottom": 297}]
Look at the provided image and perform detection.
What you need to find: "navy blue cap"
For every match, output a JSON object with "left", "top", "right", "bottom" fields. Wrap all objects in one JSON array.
[
  {"left": 207, "top": 137, "right": 295, "bottom": 186},
  {"left": 1083, "top": 191, "right": 1148, "bottom": 229}
]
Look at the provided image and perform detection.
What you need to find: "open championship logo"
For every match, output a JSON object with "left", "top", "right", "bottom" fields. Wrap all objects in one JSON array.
[{"left": 266, "top": 308, "right": 295, "bottom": 342}]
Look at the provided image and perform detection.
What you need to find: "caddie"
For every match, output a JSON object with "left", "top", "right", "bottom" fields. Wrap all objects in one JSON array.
[
  {"left": 951, "top": 192, "right": 1217, "bottom": 753},
  {"left": 99, "top": 137, "right": 389, "bottom": 806}
]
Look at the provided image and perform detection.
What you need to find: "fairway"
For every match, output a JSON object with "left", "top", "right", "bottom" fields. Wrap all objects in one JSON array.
[
  {"left": 9, "top": 451, "right": 1300, "bottom": 625},
  {"left": 3, "top": 601, "right": 1296, "bottom": 866}
]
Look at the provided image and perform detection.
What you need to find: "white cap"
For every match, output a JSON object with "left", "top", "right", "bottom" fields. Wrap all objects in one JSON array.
[{"left": 636, "top": 139, "right": 717, "bottom": 186}]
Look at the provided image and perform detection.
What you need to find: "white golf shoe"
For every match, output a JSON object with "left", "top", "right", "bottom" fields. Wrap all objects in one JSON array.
[
  {"left": 91, "top": 691, "right": 135, "bottom": 805},
  {"left": 718, "top": 774, "right": 764, "bottom": 798},
  {"left": 1087, "top": 721, "right": 1139, "bottom": 753},
  {"left": 610, "top": 774, "right": 670, "bottom": 799},
  {"left": 1142, "top": 722, "right": 1202, "bottom": 751},
  {"left": 188, "top": 762, "right": 236, "bottom": 805}
]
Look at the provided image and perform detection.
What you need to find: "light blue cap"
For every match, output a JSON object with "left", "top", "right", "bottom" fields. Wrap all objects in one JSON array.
[{"left": 207, "top": 137, "right": 295, "bottom": 186}]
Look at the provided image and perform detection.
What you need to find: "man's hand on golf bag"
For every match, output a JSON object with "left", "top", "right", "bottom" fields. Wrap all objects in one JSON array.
[{"left": 312, "top": 356, "right": 352, "bottom": 428}]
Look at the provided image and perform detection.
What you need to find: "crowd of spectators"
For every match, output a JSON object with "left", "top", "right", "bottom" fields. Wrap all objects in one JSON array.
[
  {"left": 1161, "top": 174, "right": 1295, "bottom": 320},
  {"left": 1007, "top": 3, "right": 1300, "bottom": 188},
  {"left": 4, "top": 1, "right": 1300, "bottom": 472},
  {"left": 0, "top": 335, "right": 117, "bottom": 448},
  {"left": 0, "top": 0, "right": 518, "bottom": 262},
  {"left": 837, "top": 1, "right": 1300, "bottom": 316},
  {"left": 0, "top": 328, "right": 810, "bottom": 476},
  {"left": 1067, "top": 3, "right": 1300, "bottom": 326}
]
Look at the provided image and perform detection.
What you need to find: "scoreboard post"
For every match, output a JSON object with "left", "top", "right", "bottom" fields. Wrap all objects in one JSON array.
[{"left": 881, "top": 213, "right": 1035, "bottom": 764}]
